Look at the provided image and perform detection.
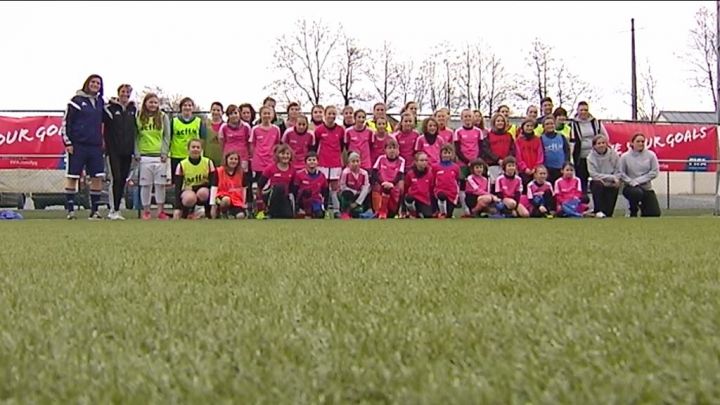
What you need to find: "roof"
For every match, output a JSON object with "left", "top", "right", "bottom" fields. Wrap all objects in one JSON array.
[{"left": 657, "top": 111, "right": 717, "bottom": 124}]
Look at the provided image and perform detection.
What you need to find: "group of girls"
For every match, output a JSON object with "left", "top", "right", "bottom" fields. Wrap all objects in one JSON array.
[
  {"left": 165, "top": 96, "right": 599, "bottom": 220},
  {"left": 69, "top": 73, "right": 654, "bottom": 220}
]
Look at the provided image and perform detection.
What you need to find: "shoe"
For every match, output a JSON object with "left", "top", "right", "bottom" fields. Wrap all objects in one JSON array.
[
  {"left": 108, "top": 211, "right": 126, "bottom": 221},
  {"left": 194, "top": 206, "right": 206, "bottom": 219},
  {"left": 377, "top": 211, "right": 387, "bottom": 219},
  {"left": 595, "top": 212, "right": 606, "bottom": 219},
  {"left": 255, "top": 211, "right": 266, "bottom": 220},
  {"left": 235, "top": 212, "right": 246, "bottom": 219},
  {"left": 67, "top": 211, "right": 77, "bottom": 220},
  {"left": 437, "top": 213, "right": 446, "bottom": 219},
  {"left": 142, "top": 211, "right": 152, "bottom": 220},
  {"left": 340, "top": 212, "right": 351, "bottom": 220},
  {"left": 88, "top": 212, "right": 103, "bottom": 221},
  {"left": 157, "top": 212, "right": 170, "bottom": 220}
]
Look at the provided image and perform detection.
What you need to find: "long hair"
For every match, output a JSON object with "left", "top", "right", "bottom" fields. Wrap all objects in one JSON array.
[
  {"left": 81, "top": 74, "right": 104, "bottom": 97},
  {"left": 139, "top": 93, "right": 162, "bottom": 129},
  {"left": 490, "top": 113, "right": 507, "bottom": 132},
  {"left": 238, "top": 103, "right": 256, "bottom": 124}
]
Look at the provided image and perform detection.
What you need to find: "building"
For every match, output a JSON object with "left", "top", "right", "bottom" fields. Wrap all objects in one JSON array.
[{"left": 657, "top": 111, "right": 716, "bottom": 124}]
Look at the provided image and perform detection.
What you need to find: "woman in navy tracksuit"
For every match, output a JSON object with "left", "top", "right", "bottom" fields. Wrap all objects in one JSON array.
[{"left": 62, "top": 74, "right": 106, "bottom": 220}]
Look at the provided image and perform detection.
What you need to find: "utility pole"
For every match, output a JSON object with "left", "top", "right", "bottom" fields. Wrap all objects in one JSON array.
[{"left": 631, "top": 18, "right": 638, "bottom": 120}]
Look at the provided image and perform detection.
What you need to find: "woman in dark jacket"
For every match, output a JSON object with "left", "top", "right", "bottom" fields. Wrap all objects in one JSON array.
[
  {"left": 103, "top": 83, "right": 138, "bottom": 220},
  {"left": 62, "top": 74, "right": 106, "bottom": 220}
]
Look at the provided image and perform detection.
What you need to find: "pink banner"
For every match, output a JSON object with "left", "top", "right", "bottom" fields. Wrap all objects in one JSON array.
[
  {"left": 0, "top": 116, "right": 66, "bottom": 169},
  {"left": 603, "top": 122, "right": 718, "bottom": 172}
]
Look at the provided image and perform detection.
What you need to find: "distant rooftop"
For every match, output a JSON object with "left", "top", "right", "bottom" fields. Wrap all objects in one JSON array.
[{"left": 657, "top": 111, "right": 717, "bottom": 124}]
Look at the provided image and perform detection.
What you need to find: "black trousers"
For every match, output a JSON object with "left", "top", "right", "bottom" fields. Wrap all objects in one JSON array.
[
  {"left": 108, "top": 153, "right": 133, "bottom": 211},
  {"left": 590, "top": 181, "right": 619, "bottom": 217},
  {"left": 622, "top": 186, "right": 661, "bottom": 217},
  {"left": 574, "top": 158, "right": 590, "bottom": 194},
  {"left": 404, "top": 196, "right": 433, "bottom": 218},
  {"left": 265, "top": 185, "right": 294, "bottom": 219}
]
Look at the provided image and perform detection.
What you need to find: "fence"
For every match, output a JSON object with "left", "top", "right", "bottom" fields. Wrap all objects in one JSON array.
[{"left": 1, "top": 110, "right": 719, "bottom": 214}]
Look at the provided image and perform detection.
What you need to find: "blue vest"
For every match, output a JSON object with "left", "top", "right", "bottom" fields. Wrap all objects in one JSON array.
[{"left": 542, "top": 133, "right": 565, "bottom": 169}]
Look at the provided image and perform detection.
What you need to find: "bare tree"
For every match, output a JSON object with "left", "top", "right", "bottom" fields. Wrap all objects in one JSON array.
[
  {"left": 638, "top": 64, "right": 660, "bottom": 122},
  {"left": 263, "top": 79, "right": 296, "bottom": 107},
  {"left": 329, "top": 35, "right": 366, "bottom": 106},
  {"left": 396, "top": 61, "right": 415, "bottom": 109},
  {"left": 271, "top": 19, "right": 341, "bottom": 106},
  {"left": 366, "top": 41, "right": 401, "bottom": 109},
  {"left": 683, "top": 6, "right": 718, "bottom": 108},
  {"left": 555, "top": 66, "right": 593, "bottom": 116},
  {"left": 530, "top": 39, "right": 554, "bottom": 105},
  {"left": 419, "top": 59, "right": 440, "bottom": 112},
  {"left": 413, "top": 62, "right": 430, "bottom": 113},
  {"left": 457, "top": 42, "right": 485, "bottom": 110},
  {"left": 483, "top": 53, "right": 512, "bottom": 116}
]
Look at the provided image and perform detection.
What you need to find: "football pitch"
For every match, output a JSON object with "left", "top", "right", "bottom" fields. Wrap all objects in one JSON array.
[{"left": 1, "top": 218, "right": 719, "bottom": 403}]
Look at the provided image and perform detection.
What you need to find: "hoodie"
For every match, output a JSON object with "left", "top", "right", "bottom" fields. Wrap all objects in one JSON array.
[
  {"left": 619, "top": 149, "right": 659, "bottom": 190},
  {"left": 587, "top": 147, "right": 621, "bottom": 184},
  {"left": 62, "top": 90, "right": 104, "bottom": 147},
  {"left": 571, "top": 114, "right": 606, "bottom": 161},
  {"left": 103, "top": 98, "right": 138, "bottom": 156}
]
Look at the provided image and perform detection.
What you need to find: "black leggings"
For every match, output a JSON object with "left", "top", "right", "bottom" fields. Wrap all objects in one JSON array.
[
  {"left": 574, "top": 158, "right": 590, "bottom": 194},
  {"left": 590, "top": 181, "right": 619, "bottom": 217},
  {"left": 170, "top": 158, "right": 183, "bottom": 183},
  {"left": 404, "top": 196, "right": 433, "bottom": 218},
  {"left": 433, "top": 192, "right": 456, "bottom": 217},
  {"left": 264, "top": 185, "right": 294, "bottom": 219},
  {"left": 622, "top": 186, "right": 661, "bottom": 217},
  {"left": 109, "top": 153, "right": 132, "bottom": 211}
]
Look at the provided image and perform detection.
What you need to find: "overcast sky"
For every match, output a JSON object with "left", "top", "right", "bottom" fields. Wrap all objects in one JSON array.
[{"left": 0, "top": 1, "right": 714, "bottom": 118}]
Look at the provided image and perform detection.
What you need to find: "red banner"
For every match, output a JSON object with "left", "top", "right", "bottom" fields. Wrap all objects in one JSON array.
[
  {"left": 603, "top": 122, "right": 718, "bottom": 172},
  {"left": 0, "top": 116, "right": 66, "bottom": 169}
]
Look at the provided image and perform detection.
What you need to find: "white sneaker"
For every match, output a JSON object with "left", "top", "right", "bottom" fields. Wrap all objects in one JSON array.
[
  {"left": 596, "top": 212, "right": 606, "bottom": 219},
  {"left": 108, "top": 211, "right": 126, "bottom": 221},
  {"left": 67, "top": 211, "right": 77, "bottom": 220},
  {"left": 194, "top": 206, "right": 206, "bottom": 219}
]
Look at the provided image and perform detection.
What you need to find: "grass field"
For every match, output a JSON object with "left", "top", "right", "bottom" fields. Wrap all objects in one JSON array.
[{"left": 1, "top": 218, "right": 719, "bottom": 403}]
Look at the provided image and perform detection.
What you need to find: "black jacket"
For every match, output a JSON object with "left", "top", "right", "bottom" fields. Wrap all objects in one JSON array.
[{"left": 103, "top": 99, "right": 138, "bottom": 156}]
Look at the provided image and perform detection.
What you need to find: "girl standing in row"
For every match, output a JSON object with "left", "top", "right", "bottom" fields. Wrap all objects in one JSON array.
[{"left": 135, "top": 93, "right": 171, "bottom": 220}]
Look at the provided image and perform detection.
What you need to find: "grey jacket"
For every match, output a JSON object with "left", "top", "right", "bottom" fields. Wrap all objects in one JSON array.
[
  {"left": 588, "top": 147, "right": 621, "bottom": 184},
  {"left": 619, "top": 149, "right": 659, "bottom": 190}
]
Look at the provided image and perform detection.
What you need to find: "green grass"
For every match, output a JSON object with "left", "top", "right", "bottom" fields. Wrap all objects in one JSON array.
[{"left": 1, "top": 218, "right": 719, "bottom": 403}]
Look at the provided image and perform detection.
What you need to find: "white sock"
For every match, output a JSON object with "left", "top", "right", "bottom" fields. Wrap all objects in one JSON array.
[
  {"left": 140, "top": 185, "right": 152, "bottom": 209},
  {"left": 406, "top": 200, "right": 416, "bottom": 212},
  {"left": 154, "top": 184, "right": 166, "bottom": 205},
  {"left": 331, "top": 191, "right": 340, "bottom": 212},
  {"left": 439, "top": 200, "right": 447, "bottom": 214},
  {"left": 459, "top": 191, "right": 468, "bottom": 214}
]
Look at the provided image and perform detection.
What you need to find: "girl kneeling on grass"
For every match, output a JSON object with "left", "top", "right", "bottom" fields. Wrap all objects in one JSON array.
[
  {"left": 493, "top": 156, "right": 529, "bottom": 218},
  {"left": 339, "top": 152, "right": 371, "bottom": 219},
  {"left": 256, "top": 143, "right": 295, "bottom": 219},
  {"left": 432, "top": 144, "right": 462, "bottom": 219},
  {"left": 403, "top": 152, "right": 434, "bottom": 219},
  {"left": 292, "top": 151, "right": 329, "bottom": 219},
  {"left": 372, "top": 138, "right": 405, "bottom": 219},
  {"left": 522, "top": 165, "right": 555, "bottom": 218},
  {"left": 554, "top": 162, "right": 592, "bottom": 218},
  {"left": 464, "top": 159, "right": 500, "bottom": 217},
  {"left": 210, "top": 151, "right": 245, "bottom": 219},
  {"left": 173, "top": 139, "right": 216, "bottom": 219}
]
